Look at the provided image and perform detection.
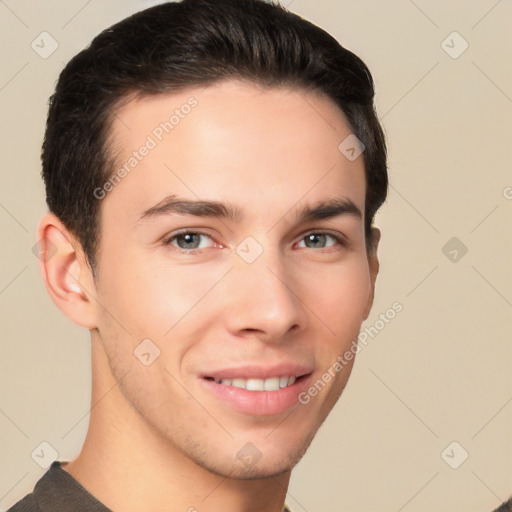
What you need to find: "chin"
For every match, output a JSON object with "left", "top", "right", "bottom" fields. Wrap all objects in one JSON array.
[
  {"left": 203, "top": 457, "right": 296, "bottom": 480},
  {"left": 196, "top": 434, "right": 314, "bottom": 480},
  {"left": 233, "top": 463, "right": 293, "bottom": 480}
]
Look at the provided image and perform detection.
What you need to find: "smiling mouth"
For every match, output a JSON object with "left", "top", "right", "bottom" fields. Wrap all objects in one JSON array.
[{"left": 203, "top": 374, "right": 308, "bottom": 391}]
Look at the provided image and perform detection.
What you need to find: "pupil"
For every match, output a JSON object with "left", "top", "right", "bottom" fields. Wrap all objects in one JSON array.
[
  {"left": 181, "top": 233, "right": 199, "bottom": 249},
  {"left": 308, "top": 234, "right": 324, "bottom": 248}
]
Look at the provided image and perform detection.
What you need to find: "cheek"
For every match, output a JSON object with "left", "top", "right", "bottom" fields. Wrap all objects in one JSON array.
[
  {"left": 306, "top": 255, "right": 371, "bottom": 332},
  {"left": 97, "top": 251, "right": 230, "bottom": 370},
  {"left": 97, "top": 249, "right": 192, "bottom": 333}
]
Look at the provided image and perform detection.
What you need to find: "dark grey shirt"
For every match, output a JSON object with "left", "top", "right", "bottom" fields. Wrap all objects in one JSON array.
[
  {"left": 7, "top": 461, "right": 111, "bottom": 511},
  {"left": 7, "top": 460, "right": 294, "bottom": 511}
]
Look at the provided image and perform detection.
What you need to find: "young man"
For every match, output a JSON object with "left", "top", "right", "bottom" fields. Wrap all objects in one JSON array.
[{"left": 8, "top": 0, "right": 388, "bottom": 510}]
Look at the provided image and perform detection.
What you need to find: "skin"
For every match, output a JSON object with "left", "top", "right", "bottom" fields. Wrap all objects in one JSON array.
[{"left": 37, "top": 79, "right": 380, "bottom": 512}]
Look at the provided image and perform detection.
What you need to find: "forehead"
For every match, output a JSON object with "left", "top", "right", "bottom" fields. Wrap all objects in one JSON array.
[{"left": 104, "top": 80, "right": 366, "bottom": 226}]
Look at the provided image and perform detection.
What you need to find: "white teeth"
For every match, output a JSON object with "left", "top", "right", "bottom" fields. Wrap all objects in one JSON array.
[
  {"left": 246, "top": 379, "right": 264, "bottom": 391},
  {"left": 232, "top": 378, "right": 246, "bottom": 389},
  {"left": 214, "top": 376, "right": 297, "bottom": 391},
  {"left": 263, "top": 377, "right": 280, "bottom": 391}
]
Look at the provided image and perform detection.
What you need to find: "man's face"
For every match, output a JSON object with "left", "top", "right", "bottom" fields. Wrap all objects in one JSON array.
[{"left": 91, "top": 80, "right": 377, "bottom": 478}]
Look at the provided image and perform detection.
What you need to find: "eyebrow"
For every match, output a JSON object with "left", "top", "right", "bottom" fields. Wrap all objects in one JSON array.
[{"left": 137, "top": 194, "right": 362, "bottom": 224}]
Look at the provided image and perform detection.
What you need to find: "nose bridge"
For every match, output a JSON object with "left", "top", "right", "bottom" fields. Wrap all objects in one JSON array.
[{"left": 226, "top": 237, "right": 304, "bottom": 337}]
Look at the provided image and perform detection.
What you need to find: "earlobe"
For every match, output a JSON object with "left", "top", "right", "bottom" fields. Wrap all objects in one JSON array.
[
  {"left": 36, "top": 213, "right": 98, "bottom": 329},
  {"left": 363, "top": 227, "right": 381, "bottom": 320}
]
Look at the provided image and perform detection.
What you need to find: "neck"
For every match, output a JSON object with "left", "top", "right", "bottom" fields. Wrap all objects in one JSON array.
[{"left": 61, "top": 335, "right": 291, "bottom": 512}]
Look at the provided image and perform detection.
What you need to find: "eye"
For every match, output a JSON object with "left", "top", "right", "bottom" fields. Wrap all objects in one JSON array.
[
  {"left": 162, "top": 229, "right": 346, "bottom": 255},
  {"left": 296, "top": 231, "right": 346, "bottom": 250},
  {"left": 162, "top": 230, "right": 219, "bottom": 254}
]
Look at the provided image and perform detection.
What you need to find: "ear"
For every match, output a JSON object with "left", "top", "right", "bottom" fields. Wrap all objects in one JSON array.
[
  {"left": 35, "top": 212, "right": 98, "bottom": 329},
  {"left": 362, "top": 227, "right": 380, "bottom": 321}
]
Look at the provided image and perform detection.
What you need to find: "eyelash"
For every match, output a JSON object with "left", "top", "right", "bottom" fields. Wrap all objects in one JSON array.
[{"left": 162, "top": 229, "right": 347, "bottom": 255}]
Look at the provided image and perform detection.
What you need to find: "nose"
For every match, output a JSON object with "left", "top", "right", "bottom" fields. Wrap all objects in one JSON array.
[{"left": 222, "top": 246, "right": 307, "bottom": 343}]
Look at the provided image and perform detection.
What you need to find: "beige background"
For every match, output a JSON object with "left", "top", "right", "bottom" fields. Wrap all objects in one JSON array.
[{"left": 1, "top": 1, "right": 511, "bottom": 511}]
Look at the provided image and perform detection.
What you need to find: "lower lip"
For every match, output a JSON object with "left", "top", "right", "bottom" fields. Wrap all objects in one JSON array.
[{"left": 200, "top": 374, "right": 312, "bottom": 416}]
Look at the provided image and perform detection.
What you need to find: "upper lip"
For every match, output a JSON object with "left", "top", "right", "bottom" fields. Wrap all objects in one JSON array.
[{"left": 202, "top": 363, "right": 314, "bottom": 381}]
